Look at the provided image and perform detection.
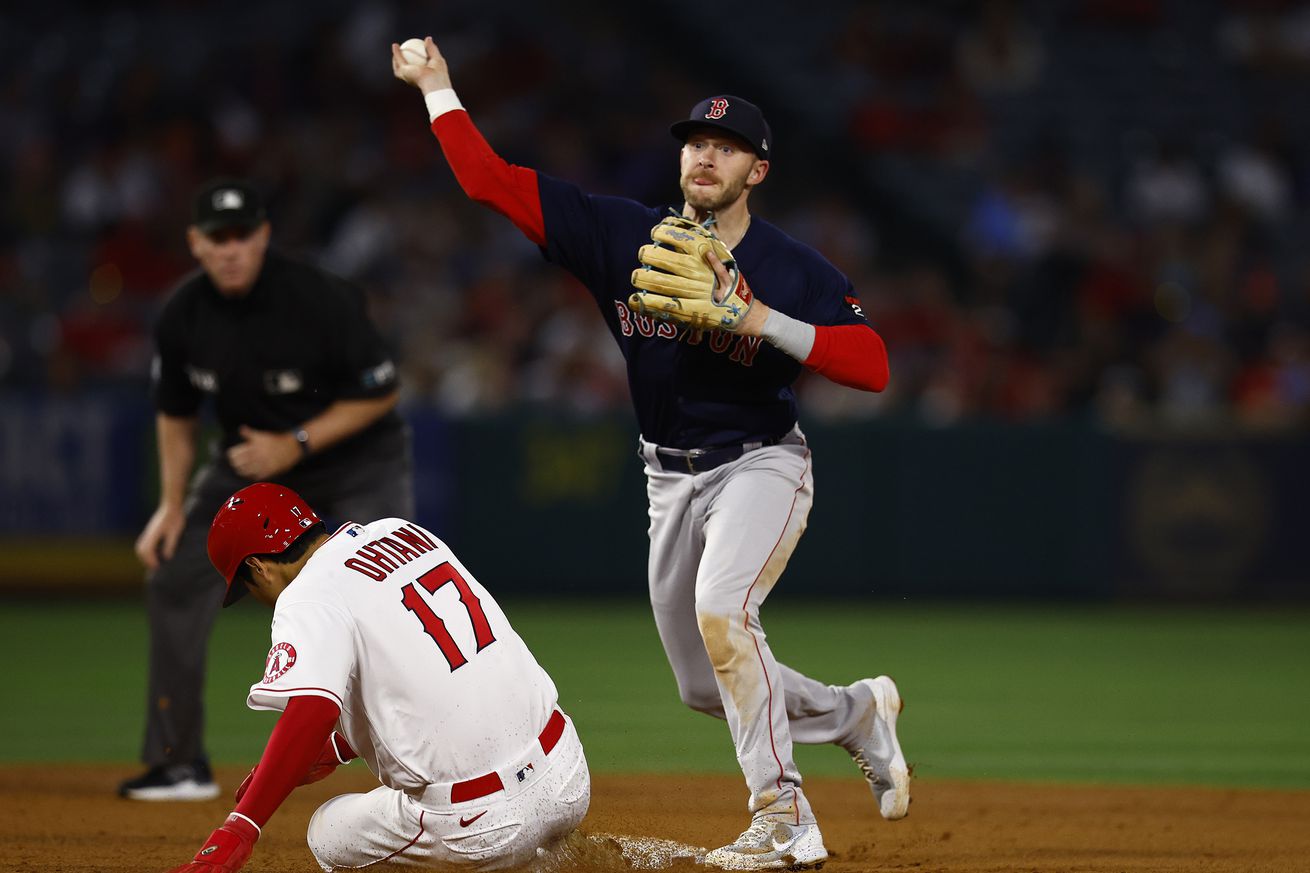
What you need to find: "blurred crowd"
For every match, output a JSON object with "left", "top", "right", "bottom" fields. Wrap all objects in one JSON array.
[{"left": 4, "top": 0, "right": 1310, "bottom": 431}]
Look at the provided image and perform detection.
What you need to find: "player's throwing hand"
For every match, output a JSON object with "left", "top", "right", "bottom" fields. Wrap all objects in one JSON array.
[{"left": 390, "top": 36, "right": 451, "bottom": 91}]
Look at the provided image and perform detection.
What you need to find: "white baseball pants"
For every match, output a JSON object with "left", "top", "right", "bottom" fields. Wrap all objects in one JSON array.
[{"left": 307, "top": 715, "right": 589, "bottom": 871}]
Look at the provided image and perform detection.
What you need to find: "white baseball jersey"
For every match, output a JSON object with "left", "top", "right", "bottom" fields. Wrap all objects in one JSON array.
[{"left": 247, "top": 518, "right": 559, "bottom": 791}]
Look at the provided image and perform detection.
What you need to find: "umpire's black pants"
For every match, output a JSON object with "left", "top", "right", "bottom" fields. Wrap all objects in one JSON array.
[{"left": 140, "top": 433, "right": 413, "bottom": 767}]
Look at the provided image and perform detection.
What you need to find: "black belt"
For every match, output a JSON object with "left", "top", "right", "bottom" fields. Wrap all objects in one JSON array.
[{"left": 654, "top": 437, "right": 780, "bottom": 475}]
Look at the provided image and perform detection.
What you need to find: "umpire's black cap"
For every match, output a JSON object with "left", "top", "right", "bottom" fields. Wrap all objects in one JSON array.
[
  {"left": 192, "top": 177, "right": 267, "bottom": 235},
  {"left": 670, "top": 95, "right": 772, "bottom": 159}
]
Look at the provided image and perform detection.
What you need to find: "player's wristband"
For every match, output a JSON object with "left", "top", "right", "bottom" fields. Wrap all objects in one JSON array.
[
  {"left": 761, "top": 309, "right": 816, "bottom": 362},
  {"left": 425, "top": 88, "right": 464, "bottom": 122},
  {"left": 227, "top": 812, "right": 261, "bottom": 837},
  {"left": 294, "top": 428, "right": 311, "bottom": 457},
  {"left": 329, "top": 732, "right": 356, "bottom": 764}
]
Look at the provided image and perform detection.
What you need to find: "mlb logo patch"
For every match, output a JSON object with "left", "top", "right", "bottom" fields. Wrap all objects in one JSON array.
[
  {"left": 186, "top": 366, "right": 218, "bottom": 393},
  {"left": 213, "top": 189, "right": 245, "bottom": 211},
  {"left": 361, "top": 360, "right": 396, "bottom": 388},
  {"left": 264, "top": 369, "right": 304, "bottom": 394}
]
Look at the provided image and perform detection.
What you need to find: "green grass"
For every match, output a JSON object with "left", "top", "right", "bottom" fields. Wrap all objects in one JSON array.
[{"left": 1, "top": 599, "right": 1307, "bottom": 789}]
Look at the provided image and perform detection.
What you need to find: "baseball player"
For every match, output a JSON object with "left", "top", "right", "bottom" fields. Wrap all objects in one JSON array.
[
  {"left": 393, "top": 38, "right": 909, "bottom": 871},
  {"left": 120, "top": 178, "right": 413, "bottom": 802},
  {"left": 165, "top": 483, "right": 590, "bottom": 873}
]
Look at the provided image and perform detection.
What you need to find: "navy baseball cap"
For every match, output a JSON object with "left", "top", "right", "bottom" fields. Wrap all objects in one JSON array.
[
  {"left": 192, "top": 177, "right": 266, "bottom": 234},
  {"left": 670, "top": 95, "right": 772, "bottom": 158}
]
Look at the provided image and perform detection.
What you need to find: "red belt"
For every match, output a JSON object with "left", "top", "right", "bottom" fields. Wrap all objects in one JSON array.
[{"left": 450, "top": 710, "right": 566, "bottom": 803}]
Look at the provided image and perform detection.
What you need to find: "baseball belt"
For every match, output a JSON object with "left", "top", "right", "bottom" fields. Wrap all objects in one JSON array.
[
  {"left": 417, "top": 709, "right": 566, "bottom": 806},
  {"left": 654, "top": 437, "right": 780, "bottom": 475}
]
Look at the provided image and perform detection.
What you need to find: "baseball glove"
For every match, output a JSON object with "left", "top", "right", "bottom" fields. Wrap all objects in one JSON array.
[{"left": 628, "top": 216, "right": 754, "bottom": 331}]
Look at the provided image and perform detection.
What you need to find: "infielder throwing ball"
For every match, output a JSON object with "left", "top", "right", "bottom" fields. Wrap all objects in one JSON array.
[
  {"left": 164, "top": 483, "right": 589, "bottom": 872},
  {"left": 393, "top": 37, "right": 909, "bottom": 871}
]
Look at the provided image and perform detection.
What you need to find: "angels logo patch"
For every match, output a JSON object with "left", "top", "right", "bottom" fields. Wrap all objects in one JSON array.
[{"left": 263, "top": 642, "right": 297, "bottom": 683}]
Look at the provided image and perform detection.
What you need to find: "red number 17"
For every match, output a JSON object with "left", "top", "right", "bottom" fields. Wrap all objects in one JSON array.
[{"left": 400, "top": 562, "right": 496, "bottom": 670}]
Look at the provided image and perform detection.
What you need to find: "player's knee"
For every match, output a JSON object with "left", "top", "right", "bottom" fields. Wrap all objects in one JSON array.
[
  {"left": 694, "top": 603, "right": 752, "bottom": 674},
  {"left": 306, "top": 796, "right": 351, "bottom": 871},
  {"left": 693, "top": 600, "right": 736, "bottom": 630}
]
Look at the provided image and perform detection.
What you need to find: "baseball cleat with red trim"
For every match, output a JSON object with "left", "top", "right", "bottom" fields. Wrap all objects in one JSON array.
[
  {"left": 702, "top": 816, "right": 827, "bottom": 870},
  {"left": 845, "top": 675, "right": 910, "bottom": 820}
]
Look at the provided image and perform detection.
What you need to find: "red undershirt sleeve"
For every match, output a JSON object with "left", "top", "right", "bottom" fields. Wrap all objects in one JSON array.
[
  {"left": 803, "top": 324, "right": 890, "bottom": 392},
  {"left": 233, "top": 695, "right": 341, "bottom": 827},
  {"left": 431, "top": 110, "right": 546, "bottom": 246}
]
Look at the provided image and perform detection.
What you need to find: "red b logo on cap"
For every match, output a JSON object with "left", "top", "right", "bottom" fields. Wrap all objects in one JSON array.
[{"left": 705, "top": 98, "right": 729, "bottom": 119}]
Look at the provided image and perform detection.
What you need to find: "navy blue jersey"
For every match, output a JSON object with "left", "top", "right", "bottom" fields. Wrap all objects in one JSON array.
[{"left": 537, "top": 173, "right": 866, "bottom": 449}]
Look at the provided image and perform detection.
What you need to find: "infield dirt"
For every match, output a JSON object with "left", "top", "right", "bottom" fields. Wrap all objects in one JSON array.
[{"left": 1, "top": 765, "right": 1306, "bottom": 872}]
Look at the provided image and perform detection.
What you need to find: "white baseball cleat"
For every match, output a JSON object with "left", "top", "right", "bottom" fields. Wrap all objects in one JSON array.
[
  {"left": 846, "top": 675, "right": 911, "bottom": 820},
  {"left": 702, "top": 816, "right": 827, "bottom": 871}
]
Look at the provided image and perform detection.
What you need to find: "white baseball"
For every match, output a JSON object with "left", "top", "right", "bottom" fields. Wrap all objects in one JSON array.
[{"left": 399, "top": 38, "right": 429, "bottom": 67}]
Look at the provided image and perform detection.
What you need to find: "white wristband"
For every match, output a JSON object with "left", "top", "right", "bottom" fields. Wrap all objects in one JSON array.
[
  {"left": 228, "top": 811, "right": 262, "bottom": 836},
  {"left": 424, "top": 89, "right": 464, "bottom": 123},
  {"left": 760, "top": 308, "right": 816, "bottom": 362},
  {"left": 329, "top": 732, "right": 352, "bottom": 764}
]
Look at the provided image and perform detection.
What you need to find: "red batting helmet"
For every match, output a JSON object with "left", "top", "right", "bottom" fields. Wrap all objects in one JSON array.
[{"left": 207, "top": 482, "right": 322, "bottom": 606}]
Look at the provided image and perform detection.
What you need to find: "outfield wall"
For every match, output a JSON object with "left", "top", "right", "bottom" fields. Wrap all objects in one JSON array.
[{"left": 1, "top": 395, "right": 1305, "bottom": 599}]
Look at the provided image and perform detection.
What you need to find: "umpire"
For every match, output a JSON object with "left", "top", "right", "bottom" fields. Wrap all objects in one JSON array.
[{"left": 119, "top": 178, "right": 414, "bottom": 801}]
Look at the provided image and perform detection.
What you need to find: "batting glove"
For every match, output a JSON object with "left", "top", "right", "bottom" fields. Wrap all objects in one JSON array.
[{"left": 165, "top": 813, "right": 259, "bottom": 872}]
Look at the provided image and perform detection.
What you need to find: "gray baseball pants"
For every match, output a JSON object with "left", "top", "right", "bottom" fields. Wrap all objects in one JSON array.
[{"left": 639, "top": 426, "right": 865, "bottom": 825}]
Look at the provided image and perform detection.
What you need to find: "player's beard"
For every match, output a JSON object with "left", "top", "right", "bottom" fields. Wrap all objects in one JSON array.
[{"left": 680, "top": 171, "right": 748, "bottom": 214}]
